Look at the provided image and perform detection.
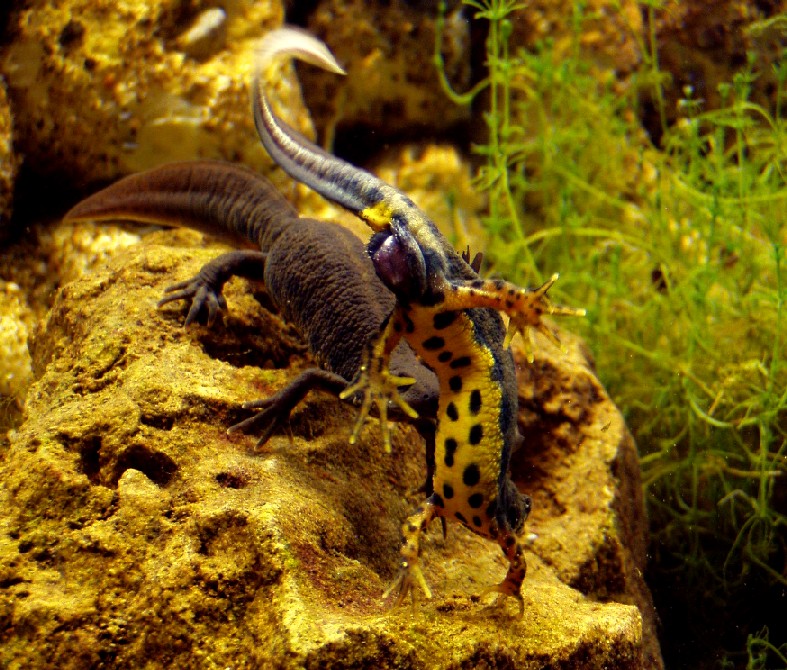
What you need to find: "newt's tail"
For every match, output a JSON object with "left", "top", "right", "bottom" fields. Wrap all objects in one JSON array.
[
  {"left": 64, "top": 160, "right": 299, "bottom": 251},
  {"left": 253, "top": 27, "right": 421, "bottom": 235}
]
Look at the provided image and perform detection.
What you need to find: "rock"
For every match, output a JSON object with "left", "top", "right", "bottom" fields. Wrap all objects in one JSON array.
[
  {"left": 293, "top": 0, "right": 472, "bottom": 142},
  {"left": 652, "top": 0, "right": 785, "bottom": 129},
  {"left": 0, "top": 233, "right": 662, "bottom": 667},
  {"left": 508, "top": 0, "right": 644, "bottom": 76},
  {"left": 511, "top": 329, "right": 662, "bottom": 670},
  {"left": 0, "top": 218, "right": 144, "bottom": 432},
  {"left": 0, "top": 77, "right": 18, "bottom": 241},
  {"left": 0, "top": 0, "right": 309, "bottom": 190},
  {"left": 0, "top": 281, "right": 31, "bottom": 429}
]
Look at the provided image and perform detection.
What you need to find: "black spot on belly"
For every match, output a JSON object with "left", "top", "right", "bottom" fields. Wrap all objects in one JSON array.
[
  {"left": 437, "top": 350, "right": 453, "bottom": 363},
  {"left": 449, "top": 356, "right": 471, "bottom": 369},
  {"left": 433, "top": 312, "right": 456, "bottom": 330},
  {"left": 469, "top": 390, "right": 481, "bottom": 415},
  {"left": 432, "top": 493, "right": 445, "bottom": 508},
  {"left": 422, "top": 336, "right": 445, "bottom": 350},
  {"left": 403, "top": 312, "right": 415, "bottom": 333},
  {"left": 444, "top": 438, "right": 457, "bottom": 467},
  {"left": 463, "top": 463, "right": 480, "bottom": 486},
  {"left": 471, "top": 280, "right": 484, "bottom": 289},
  {"left": 446, "top": 402, "right": 459, "bottom": 421},
  {"left": 469, "top": 424, "right": 483, "bottom": 445},
  {"left": 468, "top": 492, "right": 484, "bottom": 508},
  {"left": 493, "top": 279, "right": 505, "bottom": 290},
  {"left": 472, "top": 516, "right": 483, "bottom": 527},
  {"left": 449, "top": 375, "right": 462, "bottom": 392},
  {"left": 443, "top": 483, "right": 454, "bottom": 499}
]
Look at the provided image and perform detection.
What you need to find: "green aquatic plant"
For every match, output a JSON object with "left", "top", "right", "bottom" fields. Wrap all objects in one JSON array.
[
  {"left": 746, "top": 627, "right": 787, "bottom": 670},
  {"left": 437, "top": 1, "right": 786, "bottom": 667}
]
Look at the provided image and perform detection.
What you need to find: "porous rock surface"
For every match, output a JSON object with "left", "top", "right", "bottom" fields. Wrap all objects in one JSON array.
[
  {"left": 0, "top": 230, "right": 662, "bottom": 668},
  {"left": 0, "top": 0, "right": 302, "bottom": 189}
]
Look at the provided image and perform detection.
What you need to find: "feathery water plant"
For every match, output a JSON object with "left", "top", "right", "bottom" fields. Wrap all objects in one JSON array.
[{"left": 437, "top": 2, "right": 786, "bottom": 667}]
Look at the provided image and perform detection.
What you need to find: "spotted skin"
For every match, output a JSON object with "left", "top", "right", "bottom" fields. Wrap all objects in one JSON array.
[{"left": 253, "top": 28, "right": 584, "bottom": 615}]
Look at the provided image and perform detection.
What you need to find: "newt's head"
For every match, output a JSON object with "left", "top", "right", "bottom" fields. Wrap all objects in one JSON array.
[{"left": 500, "top": 478, "right": 531, "bottom": 535}]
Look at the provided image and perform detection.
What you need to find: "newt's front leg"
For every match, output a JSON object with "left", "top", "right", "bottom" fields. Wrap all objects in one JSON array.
[
  {"left": 339, "top": 307, "right": 418, "bottom": 452},
  {"left": 382, "top": 500, "right": 437, "bottom": 606},
  {"left": 440, "top": 273, "right": 586, "bottom": 359},
  {"left": 478, "top": 532, "right": 528, "bottom": 618},
  {"left": 158, "top": 250, "right": 268, "bottom": 326}
]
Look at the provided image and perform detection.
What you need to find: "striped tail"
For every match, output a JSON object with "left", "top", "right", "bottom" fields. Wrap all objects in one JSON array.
[{"left": 252, "top": 27, "right": 411, "bottom": 233}]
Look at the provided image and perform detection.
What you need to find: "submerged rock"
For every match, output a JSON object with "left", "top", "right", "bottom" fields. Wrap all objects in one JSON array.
[
  {"left": 0, "top": 231, "right": 662, "bottom": 667},
  {"left": 295, "top": 0, "right": 472, "bottom": 141},
  {"left": 0, "top": 78, "right": 17, "bottom": 239},
  {"left": 0, "top": 0, "right": 306, "bottom": 190}
]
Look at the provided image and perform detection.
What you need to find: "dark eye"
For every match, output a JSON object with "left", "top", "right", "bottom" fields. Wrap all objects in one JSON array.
[{"left": 369, "top": 229, "right": 427, "bottom": 298}]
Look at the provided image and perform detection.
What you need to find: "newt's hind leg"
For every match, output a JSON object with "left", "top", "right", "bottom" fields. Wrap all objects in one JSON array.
[
  {"left": 228, "top": 368, "right": 348, "bottom": 447},
  {"left": 479, "top": 531, "right": 528, "bottom": 618},
  {"left": 231, "top": 368, "right": 434, "bottom": 449}
]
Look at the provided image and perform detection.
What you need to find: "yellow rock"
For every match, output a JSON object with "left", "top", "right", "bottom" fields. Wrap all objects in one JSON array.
[
  {"left": 0, "top": 0, "right": 308, "bottom": 190},
  {"left": 0, "top": 235, "right": 662, "bottom": 667}
]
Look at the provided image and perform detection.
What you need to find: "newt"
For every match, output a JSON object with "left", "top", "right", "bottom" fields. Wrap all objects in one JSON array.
[
  {"left": 253, "top": 27, "right": 585, "bottom": 614},
  {"left": 64, "top": 160, "right": 440, "bottom": 449}
]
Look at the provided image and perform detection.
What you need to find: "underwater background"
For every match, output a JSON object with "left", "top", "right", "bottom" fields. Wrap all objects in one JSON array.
[{"left": 0, "top": 0, "right": 785, "bottom": 668}]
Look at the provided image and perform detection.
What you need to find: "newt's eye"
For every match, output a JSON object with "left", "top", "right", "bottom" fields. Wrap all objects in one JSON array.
[{"left": 369, "top": 229, "right": 427, "bottom": 298}]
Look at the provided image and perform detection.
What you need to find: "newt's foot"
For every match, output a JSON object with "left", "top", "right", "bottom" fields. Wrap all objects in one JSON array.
[
  {"left": 228, "top": 369, "right": 349, "bottom": 448},
  {"left": 506, "top": 273, "right": 586, "bottom": 360},
  {"left": 479, "top": 582, "right": 525, "bottom": 618},
  {"left": 382, "top": 559, "right": 432, "bottom": 608},
  {"left": 158, "top": 276, "right": 228, "bottom": 327},
  {"left": 227, "top": 397, "right": 285, "bottom": 448},
  {"left": 339, "top": 354, "right": 417, "bottom": 452}
]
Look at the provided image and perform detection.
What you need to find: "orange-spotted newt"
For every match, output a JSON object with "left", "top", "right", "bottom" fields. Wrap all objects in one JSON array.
[
  {"left": 253, "top": 27, "right": 585, "bottom": 615},
  {"left": 64, "top": 160, "right": 440, "bottom": 449}
]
